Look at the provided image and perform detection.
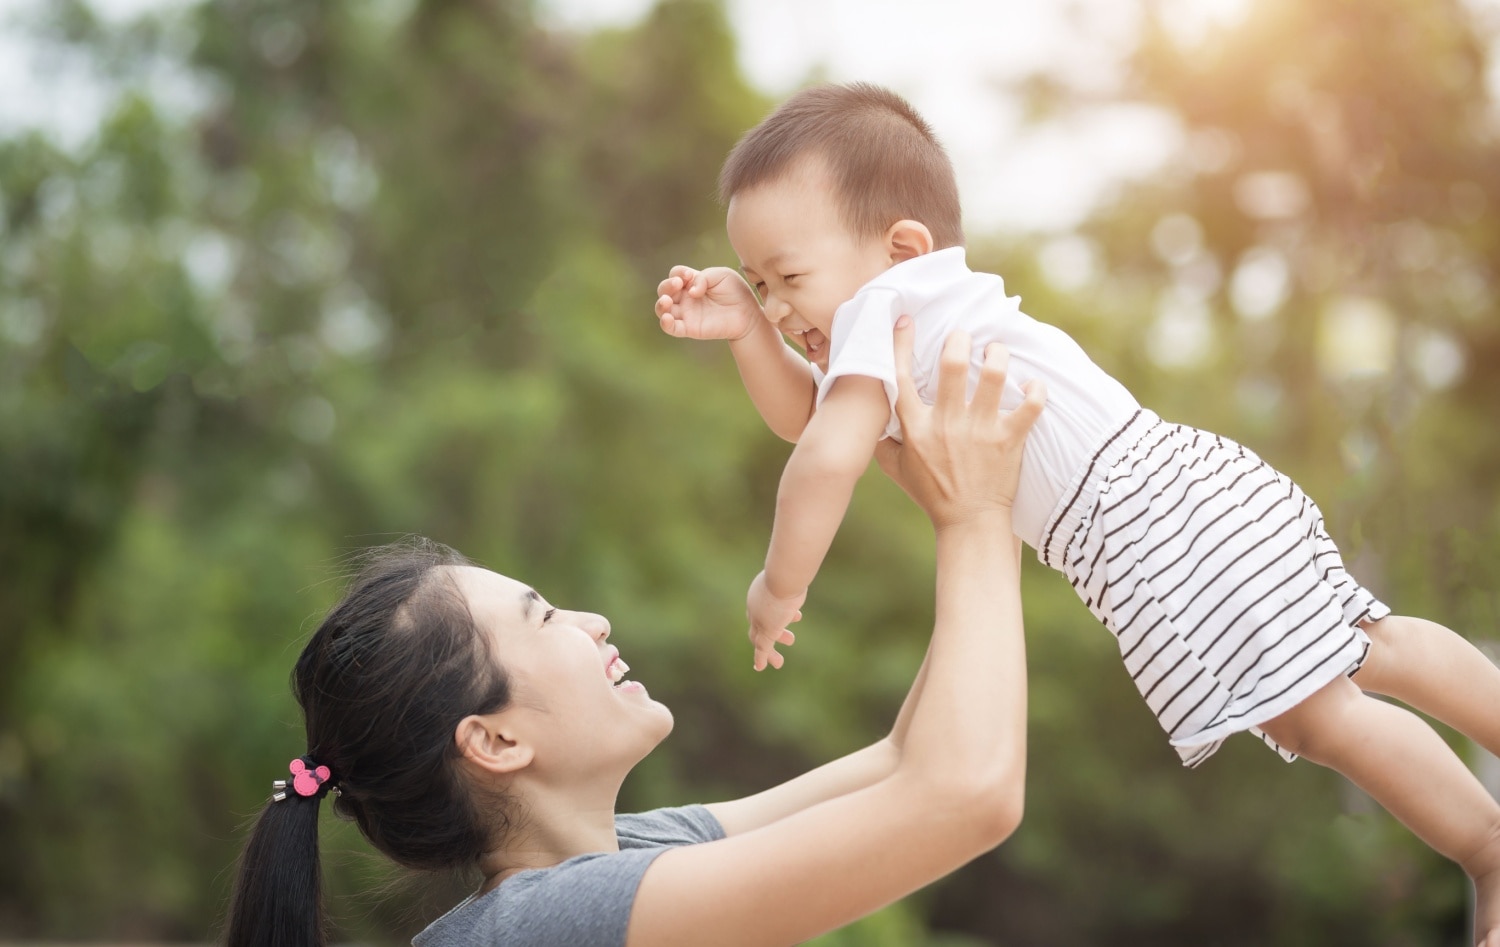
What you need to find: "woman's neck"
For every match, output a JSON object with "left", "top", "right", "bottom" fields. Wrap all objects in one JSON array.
[{"left": 477, "top": 782, "right": 624, "bottom": 893}]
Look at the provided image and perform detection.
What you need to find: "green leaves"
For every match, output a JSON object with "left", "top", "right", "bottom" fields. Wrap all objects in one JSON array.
[{"left": 1, "top": 0, "right": 1495, "bottom": 943}]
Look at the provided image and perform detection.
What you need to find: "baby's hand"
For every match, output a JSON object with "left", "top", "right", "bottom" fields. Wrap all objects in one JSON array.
[
  {"left": 746, "top": 571, "right": 803, "bottom": 671},
  {"left": 656, "top": 266, "right": 762, "bottom": 342}
]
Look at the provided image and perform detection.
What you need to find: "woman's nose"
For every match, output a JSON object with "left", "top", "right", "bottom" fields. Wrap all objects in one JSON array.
[{"left": 582, "top": 612, "right": 611, "bottom": 641}]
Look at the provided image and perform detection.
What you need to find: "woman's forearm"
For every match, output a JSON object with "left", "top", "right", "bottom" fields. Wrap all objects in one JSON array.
[
  {"left": 888, "top": 640, "right": 932, "bottom": 750},
  {"left": 897, "top": 510, "right": 1026, "bottom": 812}
]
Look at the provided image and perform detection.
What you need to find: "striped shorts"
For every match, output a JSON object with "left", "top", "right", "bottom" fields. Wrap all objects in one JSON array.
[{"left": 1040, "top": 410, "right": 1390, "bottom": 767}]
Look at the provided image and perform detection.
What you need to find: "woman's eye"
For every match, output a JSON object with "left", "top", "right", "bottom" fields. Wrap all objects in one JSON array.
[{"left": 784, "top": 274, "right": 800, "bottom": 285}]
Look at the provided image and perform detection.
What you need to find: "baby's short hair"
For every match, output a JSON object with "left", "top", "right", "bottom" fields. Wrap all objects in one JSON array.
[{"left": 719, "top": 82, "right": 964, "bottom": 249}]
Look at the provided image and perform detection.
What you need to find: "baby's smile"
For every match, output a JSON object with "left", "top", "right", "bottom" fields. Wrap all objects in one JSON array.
[{"left": 789, "top": 327, "right": 829, "bottom": 367}]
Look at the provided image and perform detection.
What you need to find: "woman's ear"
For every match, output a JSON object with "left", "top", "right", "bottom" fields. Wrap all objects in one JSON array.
[
  {"left": 885, "top": 220, "right": 934, "bottom": 264},
  {"left": 456, "top": 713, "right": 534, "bottom": 777}
]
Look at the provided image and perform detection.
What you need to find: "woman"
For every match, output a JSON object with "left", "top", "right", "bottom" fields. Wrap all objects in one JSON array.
[{"left": 225, "top": 320, "right": 1045, "bottom": 946}]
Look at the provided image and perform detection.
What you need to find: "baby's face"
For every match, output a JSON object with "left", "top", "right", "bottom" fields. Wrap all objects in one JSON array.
[{"left": 726, "top": 157, "right": 892, "bottom": 370}]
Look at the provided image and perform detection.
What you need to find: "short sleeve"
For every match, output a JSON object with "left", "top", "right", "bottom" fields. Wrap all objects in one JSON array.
[
  {"left": 413, "top": 807, "right": 724, "bottom": 947},
  {"left": 616, "top": 805, "right": 725, "bottom": 849},
  {"left": 817, "top": 287, "right": 903, "bottom": 439}
]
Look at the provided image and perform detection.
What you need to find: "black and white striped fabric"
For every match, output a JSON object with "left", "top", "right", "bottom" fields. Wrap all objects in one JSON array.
[{"left": 1040, "top": 410, "right": 1389, "bottom": 767}]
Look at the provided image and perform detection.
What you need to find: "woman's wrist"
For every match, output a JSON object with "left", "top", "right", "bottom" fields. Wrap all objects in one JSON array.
[{"left": 932, "top": 506, "right": 1015, "bottom": 540}]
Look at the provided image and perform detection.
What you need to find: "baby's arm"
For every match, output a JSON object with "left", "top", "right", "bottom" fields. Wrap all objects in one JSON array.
[
  {"left": 729, "top": 317, "right": 818, "bottom": 443},
  {"left": 748, "top": 375, "right": 892, "bottom": 670},
  {"left": 657, "top": 266, "right": 817, "bottom": 442}
]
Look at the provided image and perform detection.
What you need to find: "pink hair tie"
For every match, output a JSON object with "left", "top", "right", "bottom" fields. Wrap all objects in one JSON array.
[{"left": 271, "top": 755, "right": 339, "bottom": 803}]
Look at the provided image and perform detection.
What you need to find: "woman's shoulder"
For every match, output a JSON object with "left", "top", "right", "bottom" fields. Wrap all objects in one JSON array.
[
  {"left": 412, "top": 806, "right": 723, "bottom": 947},
  {"left": 616, "top": 804, "right": 725, "bottom": 848}
]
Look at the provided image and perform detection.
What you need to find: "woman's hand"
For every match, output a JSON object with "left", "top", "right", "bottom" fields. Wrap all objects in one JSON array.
[{"left": 874, "top": 316, "right": 1045, "bottom": 533}]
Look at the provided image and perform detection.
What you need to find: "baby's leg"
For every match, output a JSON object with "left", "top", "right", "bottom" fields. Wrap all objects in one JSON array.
[
  {"left": 1259, "top": 676, "right": 1500, "bottom": 947},
  {"left": 1352, "top": 615, "right": 1500, "bottom": 757}
]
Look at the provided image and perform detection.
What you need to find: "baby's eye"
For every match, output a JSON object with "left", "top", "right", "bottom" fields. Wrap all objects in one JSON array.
[{"left": 542, "top": 607, "right": 557, "bottom": 624}]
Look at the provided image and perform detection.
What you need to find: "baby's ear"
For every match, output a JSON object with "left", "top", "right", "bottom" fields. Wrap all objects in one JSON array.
[{"left": 885, "top": 220, "right": 934, "bottom": 263}]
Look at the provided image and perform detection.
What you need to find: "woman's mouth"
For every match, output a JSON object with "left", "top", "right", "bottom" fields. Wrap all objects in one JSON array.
[{"left": 606, "top": 651, "right": 632, "bottom": 687}]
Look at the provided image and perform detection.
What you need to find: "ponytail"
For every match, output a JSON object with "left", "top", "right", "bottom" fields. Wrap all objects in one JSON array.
[
  {"left": 224, "top": 792, "right": 326, "bottom": 947},
  {"left": 221, "top": 540, "right": 519, "bottom": 945}
]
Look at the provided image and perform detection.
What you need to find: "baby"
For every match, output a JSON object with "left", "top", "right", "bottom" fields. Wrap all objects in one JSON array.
[{"left": 655, "top": 82, "right": 1500, "bottom": 943}]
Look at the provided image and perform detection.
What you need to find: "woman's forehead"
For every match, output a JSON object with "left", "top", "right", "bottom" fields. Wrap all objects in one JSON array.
[{"left": 449, "top": 566, "right": 543, "bottom": 626}]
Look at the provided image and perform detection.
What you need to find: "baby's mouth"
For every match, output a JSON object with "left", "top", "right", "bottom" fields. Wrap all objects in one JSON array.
[{"left": 795, "top": 328, "right": 828, "bottom": 363}]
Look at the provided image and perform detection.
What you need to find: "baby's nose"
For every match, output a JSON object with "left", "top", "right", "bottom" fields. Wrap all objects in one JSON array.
[{"left": 764, "top": 295, "right": 792, "bottom": 324}]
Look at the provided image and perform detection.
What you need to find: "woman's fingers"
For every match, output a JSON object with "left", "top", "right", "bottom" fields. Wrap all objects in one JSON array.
[
  {"left": 969, "top": 342, "right": 1009, "bottom": 419},
  {"left": 933, "top": 329, "right": 973, "bottom": 420},
  {"left": 1005, "top": 379, "right": 1047, "bottom": 437},
  {"left": 890, "top": 315, "right": 920, "bottom": 420}
]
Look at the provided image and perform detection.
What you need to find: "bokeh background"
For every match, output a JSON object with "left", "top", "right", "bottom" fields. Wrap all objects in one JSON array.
[{"left": 2, "top": 0, "right": 1499, "bottom": 943}]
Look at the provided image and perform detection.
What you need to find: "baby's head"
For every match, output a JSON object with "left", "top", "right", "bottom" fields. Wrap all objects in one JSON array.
[{"left": 719, "top": 83, "right": 963, "bottom": 358}]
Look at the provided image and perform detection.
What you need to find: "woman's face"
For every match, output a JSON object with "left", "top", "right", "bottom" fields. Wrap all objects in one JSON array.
[{"left": 449, "top": 566, "right": 674, "bottom": 781}]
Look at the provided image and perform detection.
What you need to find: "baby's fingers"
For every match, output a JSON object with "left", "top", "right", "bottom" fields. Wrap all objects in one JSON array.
[
  {"left": 752, "top": 640, "right": 781, "bottom": 672},
  {"left": 656, "top": 274, "right": 682, "bottom": 298},
  {"left": 675, "top": 267, "right": 708, "bottom": 298},
  {"left": 656, "top": 306, "right": 686, "bottom": 337}
]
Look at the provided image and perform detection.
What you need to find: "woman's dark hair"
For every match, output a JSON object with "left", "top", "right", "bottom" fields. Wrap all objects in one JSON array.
[{"left": 224, "top": 538, "right": 516, "bottom": 947}]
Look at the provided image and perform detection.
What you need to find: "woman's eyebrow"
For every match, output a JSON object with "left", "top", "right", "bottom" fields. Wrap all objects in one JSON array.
[{"left": 520, "top": 588, "right": 542, "bottom": 618}]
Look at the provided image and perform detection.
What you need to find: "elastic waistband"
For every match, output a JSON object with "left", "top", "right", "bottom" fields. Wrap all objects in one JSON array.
[{"left": 1039, "top": 409, "right": 1161, "bottom": 570}]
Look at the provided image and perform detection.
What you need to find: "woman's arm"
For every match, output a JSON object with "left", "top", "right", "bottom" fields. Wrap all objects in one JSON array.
[
  {"left": 629, "top": 325, "right": 1045, "bottom": 947},
  {"left": 707, "top": 633, "right": 933, "bottom": 836},
  {"left": 706, "top": 641, "right": 938, "bottom": 837}
]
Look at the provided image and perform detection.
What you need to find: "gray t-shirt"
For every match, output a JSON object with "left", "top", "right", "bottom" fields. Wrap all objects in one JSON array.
[{"left": 413, "top": 805, "right": 725, "bottom": 947}]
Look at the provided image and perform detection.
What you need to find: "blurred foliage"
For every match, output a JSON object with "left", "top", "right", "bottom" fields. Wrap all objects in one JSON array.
[{"left": 0, "top": 0, "right": 1495, "bottom": 943}]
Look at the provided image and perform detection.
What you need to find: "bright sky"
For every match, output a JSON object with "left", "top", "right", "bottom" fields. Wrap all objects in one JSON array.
[
  {"left": 545, "top": 0, "right": 1220, "bottom": 232},
  {"left": 2, "top": 0, "right": 1497, "bottom": 234}
]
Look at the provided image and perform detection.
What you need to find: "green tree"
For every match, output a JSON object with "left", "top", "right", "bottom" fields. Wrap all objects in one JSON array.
[{"left": 0, "top": 0, "right": 1495, "bottom": 943}]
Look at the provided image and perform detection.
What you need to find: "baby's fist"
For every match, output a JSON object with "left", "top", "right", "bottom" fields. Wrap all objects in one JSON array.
[{"left": 656, "top": 265, "right": 761, "bottom": 342}]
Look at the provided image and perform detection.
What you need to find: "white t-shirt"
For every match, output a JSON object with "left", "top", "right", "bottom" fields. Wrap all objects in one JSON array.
[{"left": 811, "top": 246, "right": 1139, "bottom": 549}]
